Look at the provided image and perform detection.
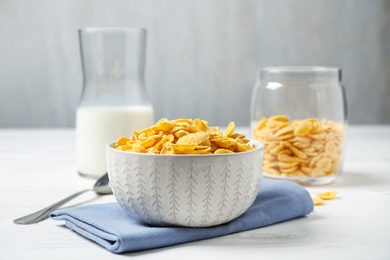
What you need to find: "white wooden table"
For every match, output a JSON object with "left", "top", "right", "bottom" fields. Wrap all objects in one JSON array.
[{"left": 1, "top": 126, "right": 390, "bottom": 259}]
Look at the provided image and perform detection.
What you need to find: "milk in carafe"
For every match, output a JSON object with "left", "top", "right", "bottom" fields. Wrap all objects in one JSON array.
[{"left": 77, "top": 28, "right": 153, "bottom": 178}]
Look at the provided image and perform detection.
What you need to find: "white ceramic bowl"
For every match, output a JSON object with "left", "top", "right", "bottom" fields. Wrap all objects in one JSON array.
[{"left": 106, "top": 139, "right": 264, "bottom": 227}]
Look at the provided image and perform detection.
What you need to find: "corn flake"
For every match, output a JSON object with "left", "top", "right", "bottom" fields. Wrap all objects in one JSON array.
[
  {"left": 317, "top": 191, "right": 337, "bottom": 200},
  {"left": 312, "top": 197, "right": 324, "bottom": 206}
]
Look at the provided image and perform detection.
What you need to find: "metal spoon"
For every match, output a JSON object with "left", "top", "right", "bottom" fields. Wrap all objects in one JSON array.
[{"left": 13, "top": 173, "right": 112, "bottom": 225}]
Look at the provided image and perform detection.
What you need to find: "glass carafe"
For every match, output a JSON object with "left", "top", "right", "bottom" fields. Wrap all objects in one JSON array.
[
  {"left": 76, "top": 28, "right": 154, "bottom": 178},
  {"left": 251, "top": 67, "right": 347, "bottom": 185}
]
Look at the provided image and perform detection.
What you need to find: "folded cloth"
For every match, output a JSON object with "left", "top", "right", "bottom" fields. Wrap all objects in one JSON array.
[{"left": 50, "top": 178, "right": 313, "bottom": 253}]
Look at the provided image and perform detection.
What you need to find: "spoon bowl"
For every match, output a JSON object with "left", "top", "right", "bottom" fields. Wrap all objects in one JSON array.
[{"left": 93, "top": 173, "right": 112, "bottom": 194}]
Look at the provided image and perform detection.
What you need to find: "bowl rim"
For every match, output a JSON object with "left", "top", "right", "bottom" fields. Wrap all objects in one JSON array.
[{"left": 106, "top": 139, "right": 264, "bottom": 157}]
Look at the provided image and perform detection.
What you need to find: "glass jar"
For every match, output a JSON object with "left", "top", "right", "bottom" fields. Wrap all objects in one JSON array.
[
  {"left": 76, "top": 28, "right": 154, "bottom": 178},
  {"left": 251, "top": 67, "right": 347, "bottom": 185}
]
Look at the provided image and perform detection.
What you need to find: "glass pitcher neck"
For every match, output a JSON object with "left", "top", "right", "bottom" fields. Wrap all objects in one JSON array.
[
  {"left": 78, "top": 28, "right": 151, "bottom": 107},
  {"left": 258, "top": 67, "right": 341, "bottom": 83},
  {"left": 79, "top": 27, "right": 147, "bottom": 84}
]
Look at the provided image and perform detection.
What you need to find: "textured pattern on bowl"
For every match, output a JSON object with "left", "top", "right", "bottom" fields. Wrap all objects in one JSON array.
[{"left": 106, "top": 140, "right": 264, "bottom": 227}]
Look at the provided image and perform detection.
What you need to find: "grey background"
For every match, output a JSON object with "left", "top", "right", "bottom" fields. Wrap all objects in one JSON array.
[{"left": 1, "top": 0, "right": 389, "bottom": 127}]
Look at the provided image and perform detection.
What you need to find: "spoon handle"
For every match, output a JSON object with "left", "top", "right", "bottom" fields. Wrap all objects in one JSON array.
[{"left": 13, "top": 189, "right": 90, "bottom": 225}]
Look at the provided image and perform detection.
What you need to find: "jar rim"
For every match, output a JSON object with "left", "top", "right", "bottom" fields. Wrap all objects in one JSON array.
[
  {"left": 260, "top": 66, "right": 340, "bottom": 73},
  {"left": 258, "top": 66, "right": 341, "bottom": 81}
]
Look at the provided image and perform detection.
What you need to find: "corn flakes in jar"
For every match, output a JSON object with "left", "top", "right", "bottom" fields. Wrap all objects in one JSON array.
[{"left": 250, "top": 67, "right": 347, "bottom": 185}]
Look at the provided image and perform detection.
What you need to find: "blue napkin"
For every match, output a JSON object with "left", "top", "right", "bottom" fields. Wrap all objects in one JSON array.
[{"left": 50, "top": 178, "right": 313, "bottom": 253}]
